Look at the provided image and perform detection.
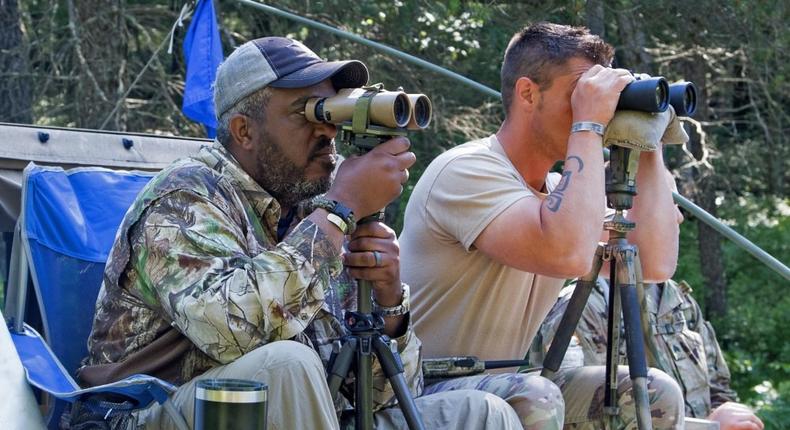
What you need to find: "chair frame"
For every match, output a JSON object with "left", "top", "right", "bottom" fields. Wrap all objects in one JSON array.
[{"left": 3, "top": 163, "right": 187, "bottom": 430}]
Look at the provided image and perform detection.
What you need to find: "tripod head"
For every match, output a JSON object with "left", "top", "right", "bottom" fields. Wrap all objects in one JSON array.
[{"left": 604, "top": 144, "right": 644, "bottom": 234}]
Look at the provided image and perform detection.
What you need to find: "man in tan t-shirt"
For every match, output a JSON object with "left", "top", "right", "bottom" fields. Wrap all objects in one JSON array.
[{"left": 401, "top": 23, "right": 685, "bottom": 429}]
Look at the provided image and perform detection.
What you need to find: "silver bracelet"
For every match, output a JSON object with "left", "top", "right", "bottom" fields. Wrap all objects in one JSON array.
[
  {"left": 570, "top": 121, "right": 605, "bottom": 136},
  {"left": 372, "top": 283, "right": 410, "bottom": 317}
]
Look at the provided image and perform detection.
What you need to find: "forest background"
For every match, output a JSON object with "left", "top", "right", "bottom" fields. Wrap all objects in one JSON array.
[{"left": 1, "top": 0, "right": 787, "bottom": 427}]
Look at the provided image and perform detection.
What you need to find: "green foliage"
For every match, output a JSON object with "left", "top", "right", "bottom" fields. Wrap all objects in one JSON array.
[{"left": 675, "top": 196, "right": 790, "bottom": 426}]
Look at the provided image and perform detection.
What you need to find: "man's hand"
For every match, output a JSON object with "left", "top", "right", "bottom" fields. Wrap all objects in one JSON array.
[
  {"left": 707, "top": 402, "right": 764, "bottom": 430},
  {"left": 326, "top": 137, "right": 415, "bottom": 218},
  {"left": 571, "top": 65, "right": 633, "bottom": 126},
  {"left": 344, "top": 222, "right": 402, "bottom": 303},
  {"left": 343, "top": 221, "right": 405, "bottom": 337}
]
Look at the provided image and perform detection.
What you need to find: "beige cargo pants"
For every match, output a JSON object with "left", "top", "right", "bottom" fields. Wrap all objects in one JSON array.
[{"left": 135, "top": 340, "right": 524, "bottom": 430}]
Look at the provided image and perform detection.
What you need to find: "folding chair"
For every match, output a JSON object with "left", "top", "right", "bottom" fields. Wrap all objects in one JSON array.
[{"left": 4, "top": 163, "right": 187, "bottom": 429}]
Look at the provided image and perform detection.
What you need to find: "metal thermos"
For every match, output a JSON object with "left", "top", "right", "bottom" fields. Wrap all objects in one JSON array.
[{"left": 194, "top": 379, "right": 267, "bottom": 430}]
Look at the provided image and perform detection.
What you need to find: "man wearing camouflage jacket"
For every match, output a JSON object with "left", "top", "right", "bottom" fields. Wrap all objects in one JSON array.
[
  {"left": 80, "top": 37, "right": 524, "bottom": 429},
  {"left": 532, "top": 277, "right": 764, "bottom": 430}
]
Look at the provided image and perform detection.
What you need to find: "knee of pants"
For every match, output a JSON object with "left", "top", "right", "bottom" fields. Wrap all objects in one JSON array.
[
  {"left": 507, "top": 374, "right": 565, "bottom": 424},
  {"left": 646, "top": 368, "right": 684, "bottom": 414},
  {"left": 513, "top": 374, "right": 564, "bottom": 406},
  {"left": 235, "top": 340, "right": 324, "bottom": 379},
  {"left": 458, "top": 390, "right": 521, "bottom": 426}
]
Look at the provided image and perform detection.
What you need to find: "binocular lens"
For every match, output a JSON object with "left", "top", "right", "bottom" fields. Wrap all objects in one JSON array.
[
  {"left": 393, "top": 94, "right": 411, "bottom": 128},
  {"left": 312, "top": 99, "right": 329, "bottom": 122},
  {"left": 655, "top": 85, "right": 668, "bottom": 111},
  {"left": 669, "top": 82, "right": 697, "bottom": 116},
  {"left": 407, "top": 94, "right": 432, "bottom": 129},
  {"left": 617, "top": 77, "right": 670, "bottom": 113}
]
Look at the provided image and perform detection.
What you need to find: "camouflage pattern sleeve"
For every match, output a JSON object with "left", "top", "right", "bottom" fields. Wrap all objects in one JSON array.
[
  {"left": 572, "top": 281, "right": 612, "bottom": 366},
  {"left": 132, "top": 190, "right": 341, "bottom": 365},
  {"left": 529, "top": 287, "right": 570, "bottom": 365},
  {"left": 686, "top": 295, "right": 739, "bottom": 408},
  {"left": 530, "top": 281, "right": 612, "bottom": 367}
]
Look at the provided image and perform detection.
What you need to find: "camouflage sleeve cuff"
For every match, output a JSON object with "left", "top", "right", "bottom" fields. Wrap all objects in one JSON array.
[{"left": 392, "top": 313, "right": 413, "bottom": 350}]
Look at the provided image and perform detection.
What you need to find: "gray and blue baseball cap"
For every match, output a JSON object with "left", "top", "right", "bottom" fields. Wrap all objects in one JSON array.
[{"left": 214, "top": 37, "right": 369, "bottom": 117}]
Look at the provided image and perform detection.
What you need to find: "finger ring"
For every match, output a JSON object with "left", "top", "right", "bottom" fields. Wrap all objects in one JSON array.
[{"left": 372, "top": 250, "right": 382, "bottom": 267}]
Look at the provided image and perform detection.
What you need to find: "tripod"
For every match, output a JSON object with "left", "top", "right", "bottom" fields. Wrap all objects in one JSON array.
[
  {"left": 540, "top": 145, "right": 653, "bottom": 430},
  {"left": 326, "top": 131, "right": 426, "bottom": 429}
]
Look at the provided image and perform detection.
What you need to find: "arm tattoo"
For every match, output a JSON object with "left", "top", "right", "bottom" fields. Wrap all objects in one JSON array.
[
  {"left": 566, "top": 155, "right": 584, "bottom": 172},
  {"left": 546, "top": 170, "right": 572, "bottom": 213},
  {"left": 545, "top": 156, "right": 583, "bottom": 212}
]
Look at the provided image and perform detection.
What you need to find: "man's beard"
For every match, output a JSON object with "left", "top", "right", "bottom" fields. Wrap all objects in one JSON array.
[{"left": 253, "top": 132, "right": 335, "bottom": 209}]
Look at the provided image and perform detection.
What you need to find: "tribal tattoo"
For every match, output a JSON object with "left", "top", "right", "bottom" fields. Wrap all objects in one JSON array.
[{"left": 546, "top": 156, "right": 585, "bottom": 213}]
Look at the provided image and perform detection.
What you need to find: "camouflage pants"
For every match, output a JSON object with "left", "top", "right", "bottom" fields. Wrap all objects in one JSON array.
[
  {"left": 549, "top": 365, "right": 684, "bottom": 429},
  {"left": 424, "top": 372, "right": 565, "bottom": 430}
]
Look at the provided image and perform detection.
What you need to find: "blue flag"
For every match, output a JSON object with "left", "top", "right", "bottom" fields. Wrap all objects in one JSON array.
[{"left": 182, "top": 0, "right": 223, "bottom": 138}]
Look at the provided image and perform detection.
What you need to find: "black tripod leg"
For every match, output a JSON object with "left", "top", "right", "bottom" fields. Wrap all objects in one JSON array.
[
  {"left": 372, "top": 337, "right": 426, "bottom": 430},
  {"left": 327, "top": 338, "right": 357, "bottom": 400},
  {"left": 634, "top": 255, "right": 671, "bottom": 373},
  {"left": 604, "top": 256, "right": 623, "bottom": 426},
  {"left": 616, "top": 246, "right": 652, "bottom": 430},
  {"left": 542, "top": 246, "right": 604, "bottom": 379}
]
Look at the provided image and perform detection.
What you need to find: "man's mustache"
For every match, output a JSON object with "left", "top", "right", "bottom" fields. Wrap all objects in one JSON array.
[{"left": 309, "top": 138, "right": 335, "bottom": 159}]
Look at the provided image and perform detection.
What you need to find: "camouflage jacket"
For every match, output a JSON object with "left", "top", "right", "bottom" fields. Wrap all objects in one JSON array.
[
  {"left": 530, "top": 278, "right": 737, "bottom": 418},
  {"left": 83, "top": 142, "right": 422, "bottom": 412}
]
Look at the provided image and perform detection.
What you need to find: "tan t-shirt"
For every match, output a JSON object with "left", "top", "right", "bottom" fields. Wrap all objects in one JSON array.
[{"left": 400, "top": 135, "right": 565, "bottom": 362}]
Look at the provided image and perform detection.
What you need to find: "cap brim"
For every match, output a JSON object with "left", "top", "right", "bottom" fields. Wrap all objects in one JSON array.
[{"left": 268, "top": 60, "right": 369, "bottom": 90}]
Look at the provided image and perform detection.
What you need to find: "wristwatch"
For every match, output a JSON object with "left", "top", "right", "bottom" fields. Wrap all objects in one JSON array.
[
  {"left": 373, "top": 283, "right": 411, "bottom": 317},
  {"left": 310, "top": 195, "right": 357, "bottom": 234}
]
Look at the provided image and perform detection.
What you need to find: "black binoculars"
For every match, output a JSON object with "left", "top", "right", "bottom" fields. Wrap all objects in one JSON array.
[{"left": 616, "top": 75, "right": 697, "bottom": 116}]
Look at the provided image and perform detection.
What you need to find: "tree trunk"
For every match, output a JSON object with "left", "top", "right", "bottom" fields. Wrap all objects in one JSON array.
[
  {"left": 694, "top": 175, "right": 728, "bottom": 321},
  {"left": 614, "top": 1, "right": 652, "bottom": 71},
  {"left": 585, "top": 0, "right": 605, "bottom": 38},
  {"left": 682, "top": 52, "right": 729, "bottom": 322},
  {"left": 66, "top": 0, "right": 128, "bottom": 130},
  {"left": 0, "top": 0, "right": 33, "bottom": 123}
]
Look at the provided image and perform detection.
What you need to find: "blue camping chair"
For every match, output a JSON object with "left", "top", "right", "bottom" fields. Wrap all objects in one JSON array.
[{"left": 3, "top": 163, "right": 187, "bottom": 429}]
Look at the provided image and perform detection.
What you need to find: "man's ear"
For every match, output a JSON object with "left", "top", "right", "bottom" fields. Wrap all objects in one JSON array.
[
  {"left": 514, "top": 76, "right": 539, "bottom": 110},
  {"left": 229, "top": 114, "right": 254, "bottom": 150}
]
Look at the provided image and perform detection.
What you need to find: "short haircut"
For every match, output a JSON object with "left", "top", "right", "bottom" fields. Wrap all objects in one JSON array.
[
  {"left": 500, "top": 22, "right": 614, "bottom": 114},
  {"left": 216, "top": 87, "right": 272, "bottom": 148}
]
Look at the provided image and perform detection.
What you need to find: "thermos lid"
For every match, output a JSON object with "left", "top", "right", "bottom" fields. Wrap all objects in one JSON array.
[{"left": 196, "top": 379, "right": 268, "bottom": 403}]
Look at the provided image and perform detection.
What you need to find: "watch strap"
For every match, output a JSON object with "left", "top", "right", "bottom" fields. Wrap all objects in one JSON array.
[
  {"left": 325, "top": 213, "right": 349, "bottom": 234},
  {"left": 311, "top": 196, "right": 357, "bottom": 234}
]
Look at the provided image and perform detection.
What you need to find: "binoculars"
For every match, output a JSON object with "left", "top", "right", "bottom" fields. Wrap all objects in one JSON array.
[
  {"left": 305, "top": 86, "right": 432, "bottom": 130},
  {"left": 617, "top": 75, "right": 697, "bottom": 116}
]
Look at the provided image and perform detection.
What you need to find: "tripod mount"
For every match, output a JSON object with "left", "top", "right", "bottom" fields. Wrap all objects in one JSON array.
[{"left": 541, "top": 144, "right": 654, "bottom": 430}]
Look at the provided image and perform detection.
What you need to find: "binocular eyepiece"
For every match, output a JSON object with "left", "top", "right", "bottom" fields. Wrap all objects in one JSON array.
[
  {"left": 305, "top": 87, "right": 432, "bottom": 130},
  {"left": 617, "top": 75, "right": 697, "bottom": 116}
]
